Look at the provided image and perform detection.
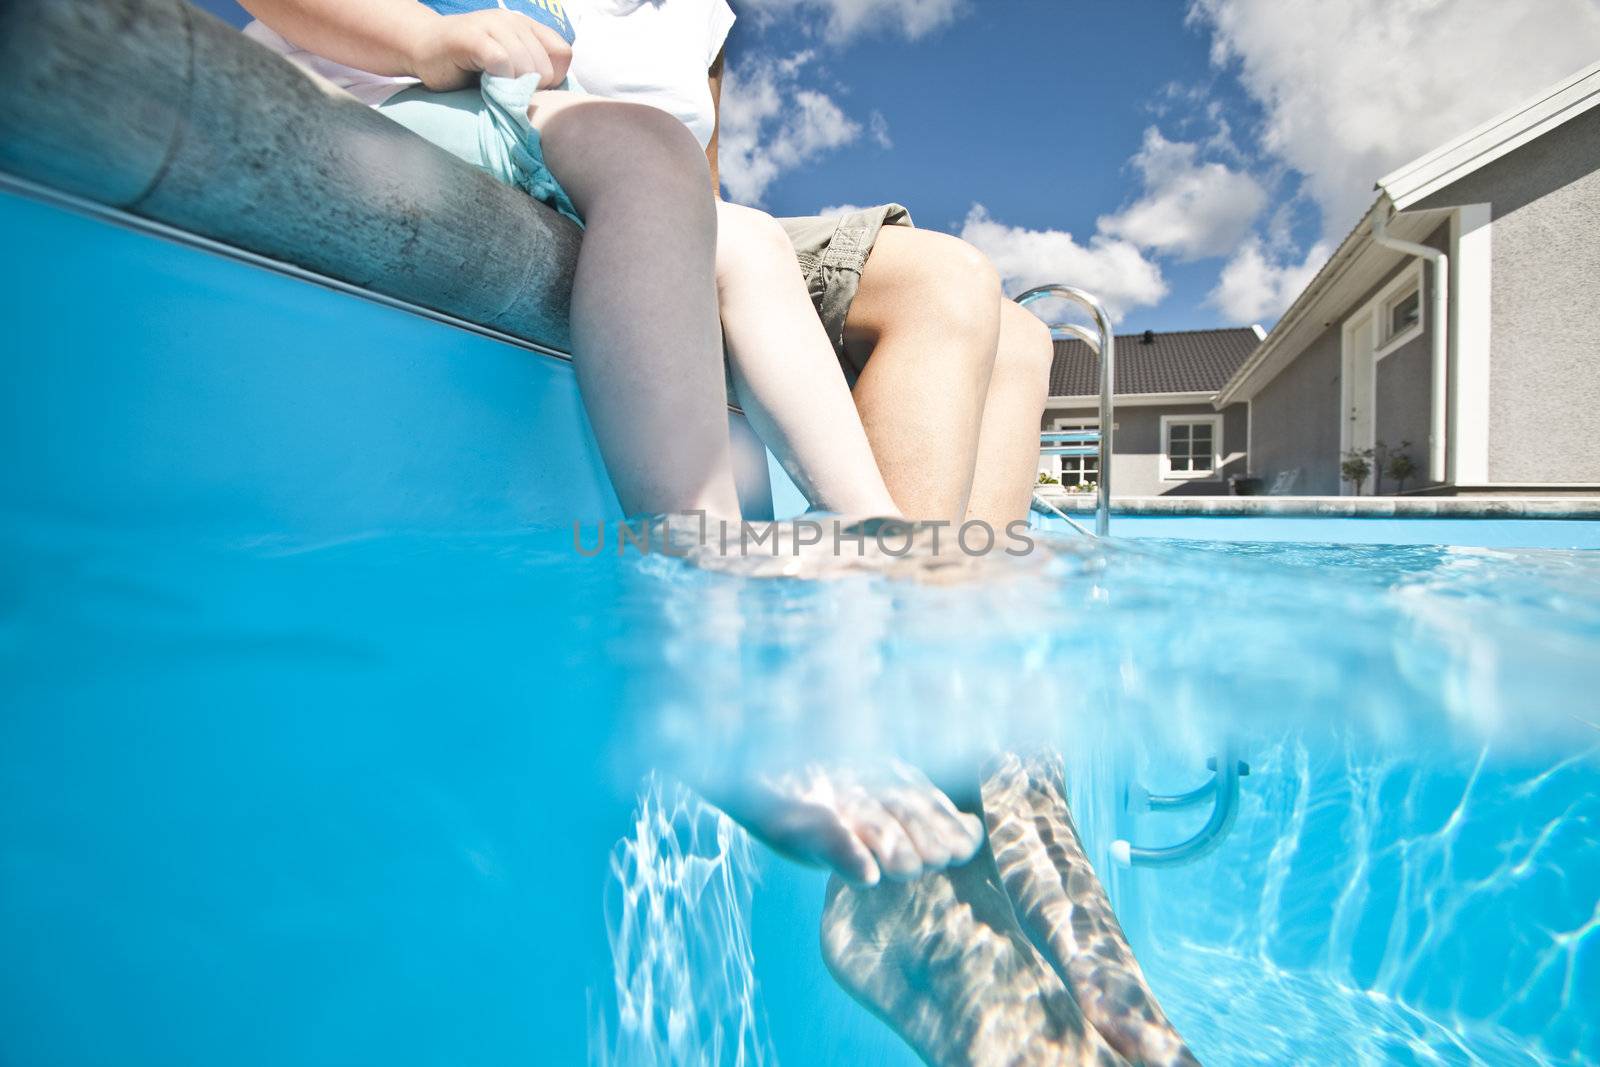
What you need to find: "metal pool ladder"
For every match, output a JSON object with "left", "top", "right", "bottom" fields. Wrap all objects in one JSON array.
[
  {"left": 1112, "top": 744, "right": 1250, "bottom": 868},
  {"left": 1016, "top": 285, "right": 1115, "bottom": 537}
]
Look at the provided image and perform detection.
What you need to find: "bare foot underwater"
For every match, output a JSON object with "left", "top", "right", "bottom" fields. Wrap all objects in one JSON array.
[
  {"left": 822, "top": 840, "right": 1131, "bottom": 1067},
  {"left": 985, "top": 754, "right": 1200, "bottom": 1067},
  {"left": 635, "top": 515, "right": 1184, "bottom": 1062},
  {"left": 707, "top": 760, "right": 985, "bottom": 887},
  {"left": 820, "top": 753, "right": 1200, "bottom": 1067}
]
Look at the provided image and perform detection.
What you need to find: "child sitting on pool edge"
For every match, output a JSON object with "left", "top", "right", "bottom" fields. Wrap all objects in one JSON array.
[{"left": 241, "top": 0, "right": 905, "bottom": 526}]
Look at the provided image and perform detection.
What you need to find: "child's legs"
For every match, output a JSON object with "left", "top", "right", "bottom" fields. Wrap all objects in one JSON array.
[
  {"left": 715, "top": 202, "right": 899, "bottom": 517},
  {"left": 525, "top": 93, "right": 738, "bottom": 518},
  {"left": 377, "top": 86, "right": 737, "bottom": 518},
  {"left": 525, "top": 92, "right": 742, "bottom": 519}
]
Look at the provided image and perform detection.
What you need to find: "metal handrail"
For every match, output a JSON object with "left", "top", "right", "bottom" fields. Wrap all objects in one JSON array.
[
  {"left": 1112, "top": 746, "right": 1249, "bottom": 868},
  {"left": 1016, "top": 286, "right": 1115, "bottom": 536},
  {"left": 1029, "top": 490, "right": 1095, "bottom": 538},
  {"left": 1127, "top": 756, "right": 1251, "bottom": 812}
]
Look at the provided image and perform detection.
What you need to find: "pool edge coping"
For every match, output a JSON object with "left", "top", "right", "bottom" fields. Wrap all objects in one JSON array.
[{"left": 1036, "top": 495, "right": 1600, "bottom": 520}]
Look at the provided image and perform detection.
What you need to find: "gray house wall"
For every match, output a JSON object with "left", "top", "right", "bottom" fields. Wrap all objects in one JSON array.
[
  {"left": 1247, "top": 327, "right": 1342, "bottom": 494},
  {"left": 1372, "top": 228, "right": 1446, "bottom": 491},
  {"left": 1219, "top": 401, "right": 1248, "bottom": 492},
  {"left": 1418, "top": 105, "right": 1600, "bottom": 484},
  {"left": 1042, "top": 402, "right": 1247, "bottom": 496},
  {"left": 1247, "top": 224, "right": 1447, "bottom": 495}
]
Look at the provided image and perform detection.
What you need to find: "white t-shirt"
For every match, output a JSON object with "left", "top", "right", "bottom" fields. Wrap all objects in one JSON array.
[
  {"left": 242, "top": 0, "right": 737, "bottom": 148},
  {"left": 569, "top": 0, "right": 736, "bottom": 149}
]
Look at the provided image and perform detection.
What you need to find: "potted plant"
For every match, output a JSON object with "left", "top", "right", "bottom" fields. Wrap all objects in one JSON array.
[
  {"left": 1385, "top": 442, "right": 1417, "bottom": 493},
  {"left": 1037, "top": 471, "right": 1060, "bottom": 486},
  {"left": 1340, "top": 448, "right": 1374, "bottom": 495}
]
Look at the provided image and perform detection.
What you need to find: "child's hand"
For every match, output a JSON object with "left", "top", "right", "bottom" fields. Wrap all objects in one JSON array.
[{"left": 406, "top": 9, "right": 573, "bottom": 92}]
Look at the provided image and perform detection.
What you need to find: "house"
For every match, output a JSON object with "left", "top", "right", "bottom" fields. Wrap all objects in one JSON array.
[
  {"left": 1216, "top": 59, "right": 1600, "bottom": 496},
  {"left": 1038, "top": 327, "right": 1260, "bottom": 496}
]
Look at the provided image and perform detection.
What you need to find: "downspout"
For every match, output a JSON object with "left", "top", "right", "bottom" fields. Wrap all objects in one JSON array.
[{"left": 1369, "top": 200, "right": 1449, "bottom": 484}]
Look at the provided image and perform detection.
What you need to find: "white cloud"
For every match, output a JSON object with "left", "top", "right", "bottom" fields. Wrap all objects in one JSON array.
[
  {"left": 958, "top": 204, "right": 1168, "bottom": 323},
  {"left": 739, "top": 0, "right": 966, "bottom": 43},
  {"left": 718, "top": 53, "right": 867, "bottom": 205},
  {"left": 867, "top": 111, "right": 893, "bottom": 149},
  {"left": 1098, "top": 127, "right": 1267, "bottom": 260},
  {"left": 815, "top": 204, "right": 870, "bottom": 217},
  {"left": 1208, "top": 237, "right": 1330, "bottom": 323},
  {"left": 1189, "top": 0, "right": 1600, "bottom": 233}
]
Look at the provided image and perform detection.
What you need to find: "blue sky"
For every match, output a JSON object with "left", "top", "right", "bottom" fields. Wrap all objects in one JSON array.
[
  {"left": 724, "top": 1, "right": 1264, "bottom": 333},
  {"left": 197, "top": 0, "right": 1600, "bottom": 331}
]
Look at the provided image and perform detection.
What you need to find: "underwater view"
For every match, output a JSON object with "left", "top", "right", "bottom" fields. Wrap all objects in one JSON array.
[{"left": 4, "top": 520, "right": 1596, "bottom": 1065}]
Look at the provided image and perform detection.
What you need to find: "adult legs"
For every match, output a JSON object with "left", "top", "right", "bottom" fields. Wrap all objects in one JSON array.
[
  {"left": 822, "top": 840, "right": 1130, "bottom": 1067},
  {"left": 964, "top": 302, "right": 1054, "bottom": 526},
  {"left": 824, "top": 223, "right": 1186, "bottom": 1063},
  {"left": 984, "top": 754, "right": 1201, "bottom": 1067},
  {"left": 529, "top": 92, "right": 742, "bottom": 519},
  {"left": 845, "top": 227, "right": 1054, "bottom": 526},
  {"left": 841, "top": 228, "right": 1003, "bottom": 522}
]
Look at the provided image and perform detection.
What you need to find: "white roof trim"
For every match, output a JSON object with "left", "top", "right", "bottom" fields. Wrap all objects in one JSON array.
[
  {"left": 1379, "top": 59, "right": 1600, "bottom": 210},
  {"left": 1214, "top": 201, "right": 1377, "bottom": 407}
]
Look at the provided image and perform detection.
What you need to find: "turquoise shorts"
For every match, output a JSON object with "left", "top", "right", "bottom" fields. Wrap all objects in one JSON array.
[{"left": 376, "top": 73, "right": 584, "bottom": 227}]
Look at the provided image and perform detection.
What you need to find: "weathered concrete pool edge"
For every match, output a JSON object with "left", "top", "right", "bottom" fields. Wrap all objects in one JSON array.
[{"left": 1038, "top": 493, "right": 1600, "bottom": 520}]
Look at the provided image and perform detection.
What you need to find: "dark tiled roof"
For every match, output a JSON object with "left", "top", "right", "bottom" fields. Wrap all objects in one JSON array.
[{"left": 1049, "top": 327, "right": 1260, "bottom": 397}]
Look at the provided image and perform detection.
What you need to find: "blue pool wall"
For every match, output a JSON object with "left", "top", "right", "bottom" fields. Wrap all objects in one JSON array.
[
  {"left": 2, "top": 186, "right": 781, "bottom": 542},
  {"left": 16, "top": 180, "right": 1590, "bottom": 553}
]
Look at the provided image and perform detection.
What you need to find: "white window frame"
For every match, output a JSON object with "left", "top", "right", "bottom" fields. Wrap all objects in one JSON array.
[
  {"left": 1373, "top": 262, "right": 1424, "bottom": 359},
  {"left": 1045, "top": 415, "right": 1100, "bottom": 489},
  {"left": 1159, "top": 414, "right": 1223, "bottom": 482}
]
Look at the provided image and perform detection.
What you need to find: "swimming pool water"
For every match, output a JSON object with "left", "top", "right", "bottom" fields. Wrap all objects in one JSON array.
[{"left": 3, "top": 519, "right": 1597, "bottom": 1065}]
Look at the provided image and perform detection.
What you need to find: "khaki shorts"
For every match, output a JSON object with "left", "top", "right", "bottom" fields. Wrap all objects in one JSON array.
[{"left": 778, "top": 204, "right": 914, "bottom": 385}]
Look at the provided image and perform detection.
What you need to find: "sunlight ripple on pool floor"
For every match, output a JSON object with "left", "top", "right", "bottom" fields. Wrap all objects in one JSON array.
[
  {"left": 594, "top": 778, "right": 774, "bottom": 1067},
  {"left": 1112, "top": 738, "right": 1600, "bottom": 1066}
]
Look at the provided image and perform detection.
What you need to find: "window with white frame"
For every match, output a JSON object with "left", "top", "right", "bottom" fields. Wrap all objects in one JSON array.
[
  {"left": 1377, "top": 267, "right": 1423, "bottom": 352},
  {"left": 1048, "top": 417, "right": 1099, "bottom": 488},
  {"left": 1160, "top": 415, "right": 1221, "bottom": 480}
]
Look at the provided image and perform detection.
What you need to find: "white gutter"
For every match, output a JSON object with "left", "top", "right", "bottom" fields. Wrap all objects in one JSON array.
[
  {"left": 1048, "top": 390, "right": 1213, "bottom": 407},
  {"left": 1369, "top": 201, "right": 1448, "bottom": 482}
]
